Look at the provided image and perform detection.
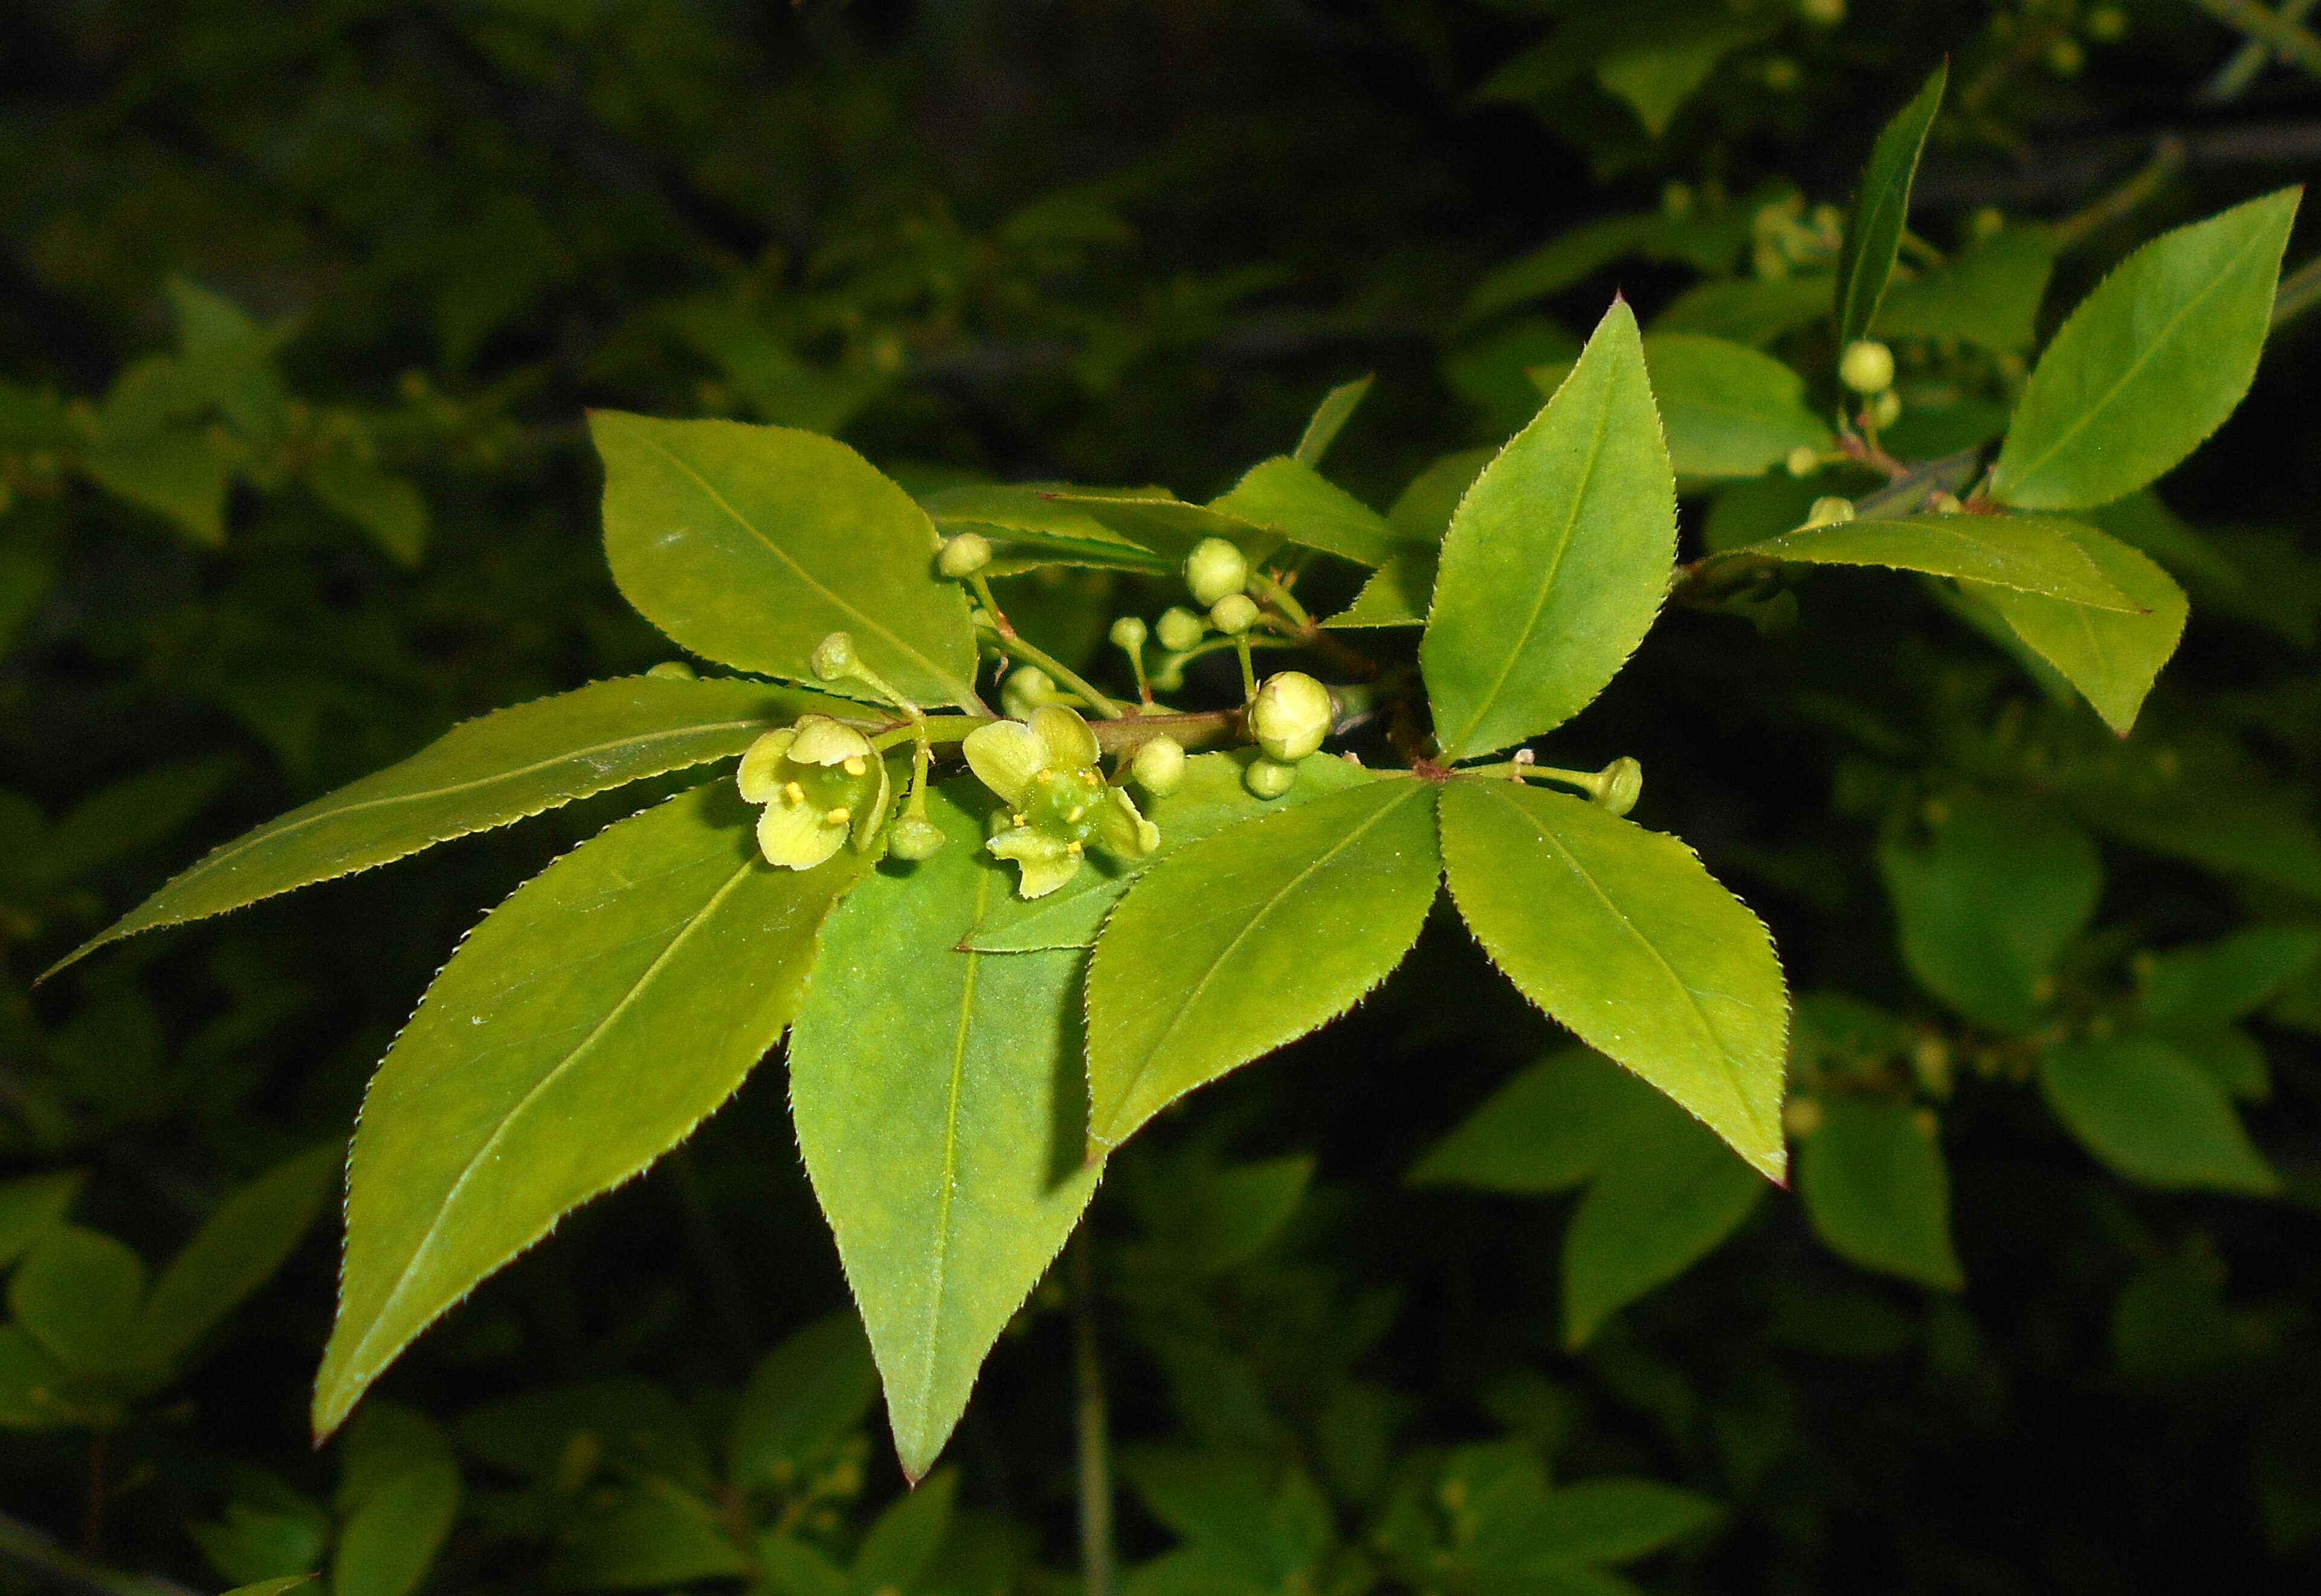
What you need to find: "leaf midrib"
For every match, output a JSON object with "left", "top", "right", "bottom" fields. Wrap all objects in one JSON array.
[
  {"left": 1778, "top": 519, "right": 2134, "bottom": 608},
  {"left": 908, "top": 861, "right": 990, "bottom": 1447},
  {"left": 1094, "top": 782, "right": 1425, "bottom": 1143},
  {"left": 334, "top": 854, "right": 759, "bottom": 1397},
  {"left": 636, "top": 427, "right": 972, "bottom": 704},
  {"left": 1998, "top": 217, "right": 2277, "bottom": 497},
  {"left": 1439, "top": 366, "right": 1618, "bottom": 759},
  {"left": 1474, "top": 782, "right": 1777, "bottom": 1149}
]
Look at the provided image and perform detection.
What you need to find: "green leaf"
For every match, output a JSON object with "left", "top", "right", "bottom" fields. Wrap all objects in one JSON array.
[
  {"left": 307, "top": 457, "right": 428, "bottom": 567},
  {"left": 549, "top": 1477, "right": 750, "bottom": 1590},
  {"left": 1293, "top": 375, "right": 1373, "bottom": 468},
  {"left": 2141, "top": 927, "right": 2321, "bottom": 1026},
  {"left": 56, "top": 674, "right": 819, "bottom": 977},
  {"left": 1796, "top": 1099, "right": 1962, "bottom": 1289},
  {"left": 1651, "top": 275, "right": 1832, "bottom": 346},
  {"left": 1325, "top": 548, "right": 1436, "bottom": 630},
  {"left": 1209, "top": 457, "right": 1407, "bottom": 567},
  {"left": 335, "top": 1406, "right": 460, "bottom": 1596},
  {"left": 2038, "top": 1037, "right": 2279, "bottom": 1194},
  {"left": 1563, "top": 1096, "right": 1764, "bottom": 1347},
  {"left": 223, "top": 1580, "right": 319, "bottom": 1596},
  {"left": 32, "top": 756, "right": 235, "bottom": 889},
  {"left": 1992, "top": 189, "right": 2300, "bottom": 511},
  {"left": 10, "top": 1225, "right": 149, "bottom": 1377},
  {"left": 1036, "top": 488, "right": 1272, "bottom": 563},
  {"left": 1642, "top": 334, "right": 1832, "bottom": 480},
  {"left": 0, "top": 545, "right": 56, "bottom": 658},
  {"left": 1874, "top": 227, "right": 2056, "bottom": 351},
  {"left": 1833, "top": 63, "right": 1946, "bottom": 353},
  {"left": 963, "top": 750, "right": 1380, "bottom": 953},
  {"left": 1085, "top": 778, "right": 1439, "bottom": 1151},
  {"left": 1877, "top": 796, "right": 2100, "bottom": 1032},
  {"left": 140, "top": 1141, "right": 340, "bottom": 1368},
  {"left": 1743, "top": 515, "right": 2138, "bottom": 608},
  {"left": 726, "top": 1312, "right": 877, "bottom": 1490},
  {"left": 853, "top": 1468, "right": 960, "bottom": 1592},
  {"left": 1496, "top": 1479, "right": 1722, "bottom": 1565},
  {"left": 1462, "top": 215, "right": 1671, "bottom": 325},
  {"left": 0, "top": 1324, "right": 76, "bottom": 1429},
  {"left": 920, "top": 485, "right": 1170, "bottom": 574},
  {"left": 1964, "top": 523, "right": 2187, "bottom": 734},
  {"left": 1447, "top": 318, "right": 1583, "bottom": 434},
  {"left": 1595, "top": 21, "right": 1769, "bottom": 138},
  {"left": 457, "top": 1379, "right": 710, "bottom": 1484},
  {"left": 788, "top": 782, "right": 1100, "bottom": 1481},
  {"left": 1438, "top": 780, "right": 1788, "bottom": 1181},
  {"left": 591, "top": 411, "right": 980, "bottom": 705},
  {"left": 82, "top": 426, "right": 234, "bottom": 545},
  {"left": 1388, "top": 449, "right": 1494, "bottom": 542},
  {"left": 1407, "top": 1048, "right": 1661, "bottom": 1193},
  {"left": 316, "top": 784, "right": 862, "bottom": 1438},
  {"left": 0, "top": 1171, "right": 85, "bottom": 1270},
  {"left": 1422, "top": 301, "right": 1676, "bottom": 761}
]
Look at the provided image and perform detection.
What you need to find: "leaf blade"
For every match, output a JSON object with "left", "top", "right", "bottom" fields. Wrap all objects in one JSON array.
[
  {"left": 1966, "top": 523, "right": 2188, "bottom": 734},
  {"left": 1438, "top": 780, "right": 1787, "bottom": 1180},
  {"left": 1086, "top": 779, "right": 1440, "bottom": 1150},
  {"left": 315, "top": 784, "right": 863, "bottom": 1437},
  {"left": 1992, "top": 188, "right": 2300, "bottom": 510},
  {"left": 1796, "top": 1099, "right": 1962, "bottom": 1289},
  {"left": 1743, "top": 514, "right": 2139, "bottom": 607},
  {"left": 1422, "top": 301, "right": 1676, "bottom": 761},
  {"left": 1833, "top": 63, "right": 1946, "bottom": 352}
]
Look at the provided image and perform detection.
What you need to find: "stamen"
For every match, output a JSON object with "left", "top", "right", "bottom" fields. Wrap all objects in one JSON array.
[
  {"left": 782, "top": 781, "right": 805, "bottom": 804},
  {"left": 844, "top": 755, "right": 868, "bottom": 777},
  {"left": 825, "top": 807, "right": 851, "bottom": 825}
]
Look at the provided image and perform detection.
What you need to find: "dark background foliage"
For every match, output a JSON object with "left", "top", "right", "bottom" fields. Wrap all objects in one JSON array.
[{"left": 3, "top": 4, "right": 2319, "bottom": 1595}]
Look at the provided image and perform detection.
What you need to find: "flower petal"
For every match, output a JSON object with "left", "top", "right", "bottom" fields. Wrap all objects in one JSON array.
[
  {"left": 964, "top": 720, "right": 1048, "bottom": 808},
  {"left": 757, "top": 797, "right": 849, "bottom": 870},
  {"left": 987, "top": 826, "right": 1081, "bottom": 899},
  {"left": 737, "top": 729, "right": 798, "bottom": 803},
  {"left": 1031, "top": 704, "right": 1101, "bottom": 770},
  {"left": 1093, "top": 785, "right": 1157, "bottom": 859},
  {"left": 787, "top": 715, "right": 875, "bottom": 766}
]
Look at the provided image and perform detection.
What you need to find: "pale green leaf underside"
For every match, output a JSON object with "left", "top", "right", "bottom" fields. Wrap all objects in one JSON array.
[
  {"left": 317, "top": 784, "right": 863, "bottom": 1438},
  {"left": 963, "top": 751, "right": 1381, "bottom": 953},
  {"left": 1086, "top": 778, "right": 1440, "bottom": 1150},
  {"left": 1643, "top": 332, "right": 1832, "bottom": 480},
  {"left": 1964, "top": 523, "right": 2188, "bottom": 735},
  {"left": 1438, "top": 779, "right": 1788, "bottom": 1181},
  {"left": 1992, "top": 188, "right": 2299, "bottom": 512},
  {"left": 789, "top": 782, "right": 1100, "bottom": 1481},
  {"left": 1743, "top": 515, "right": 2140, "bottom": 609},
  {"left": 1796, "top": 1099, "right": 1963, "bottom": 1290},
  {"left": 592, "top": 411, "right": 981, "bottom": 706},
  {"left": 1833, "top": 62, "right": 1946, "bottom": 352},
  {"left": 53, "top": 674, "right": 830, "bottom": 979},
  {"left": 1422, "top": 300, "right": 1676, "bottom": 761}
]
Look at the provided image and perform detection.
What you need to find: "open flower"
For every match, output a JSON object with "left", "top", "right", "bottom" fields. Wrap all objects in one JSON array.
[
  {"left": 737, "top": 715, "right": 889, "bottom": 870},
  {"left": 964, "top": 705, "right": 1158, "bottom": 898}
]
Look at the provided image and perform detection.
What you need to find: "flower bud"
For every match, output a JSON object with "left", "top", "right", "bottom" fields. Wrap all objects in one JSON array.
[
  {"left": 2085, "top": 5, "right": 2126, "bottom": 42},
  {"left": 1245, "top": 757, "right": 1297, "bottom": 800},
  {"left": 646, "top": 660, "right": 697, "bottom": 681},
  {"left": 1249, "top": 672, "right": 1333, "bottom": 763},
  {"left": 1001, "top": 666, "right": 1060, "bottom": 721},
  {"left": 1210, "top": 593, "right": 1259, "bottom": 636},
  {"left": 2047, "top": 36, "right": 2083, "bottom": 76},
  {"left": 1593, "top": 756, "right": 1643, "bottom": 818},
  {"left": 887, "top": 814, "right": 948, "bottom": 861},
  {"left": 1109, "top": 615, "right": 1148, "bottom": 653},
  {"left": 1155, "top": 606, "right": 1206, "bottom": 654},
  {"left": 1806, "top": 495, "right": 1856, "bottom": 529},
  {"left": 810, "top": 631, "right": 857, "bottom": 682},
  {"left": 1183, "top": 537, "right": 1249, "bottom": 607},
  {"left": 937, "top": 532, "right": 993, "bottom": 578},
  {"left": 1798, "top": 0, "right": 1844, "bottom": 25},
  {"left": 1131, "top": 735, "right": 1186, "bottom": 796},
  {"left": 1782, "top": 1097, "right": 1825, "bottom": 1138},
  {"left": 1870, "top": 388, "right": 1903, "bottom": 429},
  {"left": 1785, "top": 445, "right": 1821, "bottom": 478},
  {"left": 1839, "top": 339, "right": 1895, "bottom": 395}
]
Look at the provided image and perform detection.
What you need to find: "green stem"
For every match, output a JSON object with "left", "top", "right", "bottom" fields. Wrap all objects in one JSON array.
[
  {"left": 871, "top": 715, "right": 986, "bottom": 753},
  {"left": 1232, "top": 636, "right": 1257, "bottom": 700},
  {"left": 1247, "top": 570, "right": 1312, "bottom": 631},
  {"left": 969, "top": 573, "right": 1016, "bottom": 640},
  {"left": 2186, "top": 0, "right": 2321, "bottom": 79},
  {"left": 1070, "top": 1234, "right": 1115, "bottom": 1596},
  {"left": 981, "top": 628, "right": 1129, "bottom": 720},
  {"left": 2273, "top": 253, "right": 2321, "bottom": 330}
]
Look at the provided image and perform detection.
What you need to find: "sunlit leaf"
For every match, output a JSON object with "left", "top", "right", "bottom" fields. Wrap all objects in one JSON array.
[
  {"left": 1210, "top": 457, "right": 1407, "bottom": 567},
  {"left": 1643, "top": 333, "right": 1830, "bottom": 480},
  {"left": 1964, "top": 523, "right": 2187, "bottom": 734},
  {"left": 1743, "top": 514, "right": 2138, "bottom": 608},
  {"left": 1833, "top": 63, "right": 1945, "bottom": 352}
]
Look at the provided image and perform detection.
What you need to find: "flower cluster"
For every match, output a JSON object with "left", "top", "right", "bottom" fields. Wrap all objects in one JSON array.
[
  {"left": 737, "top": 715, "right": 889, "bottom": 870},
  {"left": 963, "top": 705, "right": 1157, "bottom": 898}
]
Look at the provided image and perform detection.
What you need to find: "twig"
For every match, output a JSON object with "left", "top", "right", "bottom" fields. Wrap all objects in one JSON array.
[
  {"left": 2186, "top": 0, "right": 2321, "bottom": 80},
  {"left": 0, "top": 1511, "right": 196, "bottom": 1596},
  {"left": 2047, "top": 136, "right": 2186, "bottom": 254},
  {"left": 1070, "top": 1235, "right": 1115, "bottom": 1596},
  {"left": 2199, "top": 0, "right": 2321, "bottom": 100},
  {"left": 2273, "top": 254, "right": 2321, "bottom": 329}
]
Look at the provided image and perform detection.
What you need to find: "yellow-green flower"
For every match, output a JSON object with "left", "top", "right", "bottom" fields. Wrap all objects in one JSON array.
[
  {"left": 738, "top": 715, "right": 888, "bottom": 870},
  {"left": 964, "top": 705, "right": 1158, "bottom": 898}
]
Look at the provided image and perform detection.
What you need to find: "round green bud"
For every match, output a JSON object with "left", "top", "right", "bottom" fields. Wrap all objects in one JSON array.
[
  {"left": 1761, "top": 56, "right": 1800, "bottom": 91},
  {"left": 1870, "top": 387, "right": 1903, "bottom": 429},
  {"left": 1593, "top": 756, "right": 1644, "bottom": 819},
  {"left": 1183, "top": 536, "right": 1250, "bottom": 607},
  {"left": 1001, "top": 666, "right": 1060, "bottom": 721},
  {"left": 2046, "top": 36, "right": 2082, "bottom": 76},
  {"left": 1109, "top": 615, "right": 1149, "bottom": 652},
  {"left": 1155, "top": 606, "right": 1206, "bottom": 654},
  {"left": 1785, "top": 445, "right": 1822, "bottom": 479},
  {"left": 2085, "top": 5, "right": 2126, "bottom": 42},
  {"left": 1798, "top": 0, "right": 1844, "bottom": 25},
  {"left": 1969, "top": 206, "right": 2006, "bottom": 241},
  {"left": 937, "top": 532, "right": 993, "bottom": 579},
  {"left": 1210, "top": 593, "right": 1259, "bottom": 636},
  {"left": 1249, "top": 671, "right": 1333, "bottom": 764},
  {"left": 1782, "top": 1097, "right": 1825, "bottom": 1139},
  {"left": 810, "top": 631, "right": 857, "bottom": 682},
  {"left": 1839, "top": 339, "right": 1895, "bottom": 395},
  {"left": 645, "top": 660, "right": 697, "bottom": 681},
  {"left": 886, "top": 813, "right": 948, "bottom": 861},
  {"left": 1244, "top": 756, "right": 1297, "bottom": 800},
  {"left": 1131, "top": 735, "right": 1187, "bottom": 796},
  {"left": 1806, "top": 495, "right": 1856, "bottom": 529},
  {"left": 1661, "top": 181, "right": 1693, "bottom": 221}
]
